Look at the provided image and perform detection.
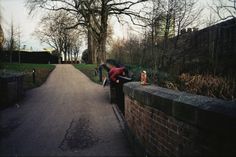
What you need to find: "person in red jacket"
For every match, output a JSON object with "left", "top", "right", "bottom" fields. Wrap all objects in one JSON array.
[
  {"left": 106, "top": 63, "right": 126, "bottom": 83},
  {"left": 109, "top": 66, "right": 125, "bottom": 83}
]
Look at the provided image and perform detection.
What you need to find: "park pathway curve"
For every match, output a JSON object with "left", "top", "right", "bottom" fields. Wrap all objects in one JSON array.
[{"left": 0, "top": 64, "right": 132, "bottom": 156}]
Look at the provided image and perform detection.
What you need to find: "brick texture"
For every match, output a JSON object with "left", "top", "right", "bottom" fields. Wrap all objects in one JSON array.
[{"left": 125, "top": 95, "right": 236, "bottom": 156}]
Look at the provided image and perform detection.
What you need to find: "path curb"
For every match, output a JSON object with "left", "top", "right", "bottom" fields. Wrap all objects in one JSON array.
[{"left": 112, "top": 104, "right": 126, "bottom": 131}]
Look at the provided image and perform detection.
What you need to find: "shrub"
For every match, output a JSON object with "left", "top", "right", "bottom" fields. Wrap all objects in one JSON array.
[
  {"left": 178, "top": 73, "right": 235, "bottom": 100},
  {"left": 127, "top": 65, "right": 235, "bottom": 100}
]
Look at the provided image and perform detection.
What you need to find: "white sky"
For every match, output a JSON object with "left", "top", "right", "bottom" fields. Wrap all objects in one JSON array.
[
  {"left": 1, "top": 0, "right": 47, "bottom": 50},
  {"left": 0, "top": 0, "right": 216, "bottom": 51}
]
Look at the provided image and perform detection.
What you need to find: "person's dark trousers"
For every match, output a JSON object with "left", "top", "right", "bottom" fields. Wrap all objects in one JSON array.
[
  {"left": 115, "top": 81, "right": 125, "bottom": 114},
  {"left": 110, "top": 77, "right": 131, "bottom": 114},
  {"left": 110, "top": 81, "right": 117, "bottom": 104},
  {"left": 98, "top": 66, "right": 103, "bottom": 82},
  {"left": 110, "top": 81, "right": 124, "bottom": 114}
]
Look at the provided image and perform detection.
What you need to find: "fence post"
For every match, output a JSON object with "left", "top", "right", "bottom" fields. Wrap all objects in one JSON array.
[{"left": 32, "top": 68, "right": 36, "bottom": 84}]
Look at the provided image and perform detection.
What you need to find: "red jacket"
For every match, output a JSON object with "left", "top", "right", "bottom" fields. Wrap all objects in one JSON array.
[{"left": 109, "top": 67, "right": 125, "bottom": 82}]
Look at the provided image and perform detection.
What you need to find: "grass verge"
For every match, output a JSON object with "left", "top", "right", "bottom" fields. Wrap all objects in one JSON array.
[
  {"left": 1, "top": 63, "right": 55, "bottom": 90},
  {"left": 74, "top": 64, "right": 107, "bottom": 84}
]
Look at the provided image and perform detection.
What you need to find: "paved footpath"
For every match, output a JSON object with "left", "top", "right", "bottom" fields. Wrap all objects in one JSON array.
[{"left": 0, "top": 64, "right": 133, "bottom": 156}]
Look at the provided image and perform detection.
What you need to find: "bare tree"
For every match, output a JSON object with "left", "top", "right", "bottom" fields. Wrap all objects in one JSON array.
[
  {"left": 0, "top": 0, "right": 4, "bottom": 52},
  {"left": 174, "top": 0, "right": 203, "bottom": 47},
  {"left": 145, "top": 0, "right": 178, "bottom": 67},
  {"left": 16, "top": 25, "right": 22, "bottom": 63},
  {"left": 211, "top": 0, "right": 236, "bottom": 21},
  {"left": 26, "top": 0, "right": 147, "bottom": 64},
  {"left": 4, "top": 19, "right": 18, "bottom": 63},
  {"left": 205, "top": 10, "right": 218, "bottom": 27},
  {"left": 0, "top": 25, "right": 3, "bottom": 51},
  {"left": 34, "top": 11, "right": 84, "bottom": 62},
  {"left": 0, "top": 17, "right": 4, "bottom": 52},
  {"left": 145, "top": 0, "right": 203, "bottom": 67}
]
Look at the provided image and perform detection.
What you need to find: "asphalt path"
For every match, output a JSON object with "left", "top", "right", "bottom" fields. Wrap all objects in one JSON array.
[{"left": 0, "top": 64, "right": 132, "bottom": 156}]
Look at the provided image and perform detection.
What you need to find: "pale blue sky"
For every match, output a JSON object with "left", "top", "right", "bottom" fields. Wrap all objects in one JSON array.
[{"left": 1, "top": 0, "right": 215, "bottom": 51}]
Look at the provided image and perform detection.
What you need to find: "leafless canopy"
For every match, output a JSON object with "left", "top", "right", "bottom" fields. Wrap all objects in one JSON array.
[
  {"left": 211, "top": 0, "right": 236, "bottom": 20},
  {"left": 26, "top": 0, "right": 147, "bottom": 63}
]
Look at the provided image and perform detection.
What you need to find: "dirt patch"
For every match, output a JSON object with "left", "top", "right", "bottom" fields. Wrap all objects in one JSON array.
[
  {"left": 0, "top": 118, "right": 21, "bottom": 141},
  {"left": 59, "top": 117, "right": 99, "bottom": 151}
]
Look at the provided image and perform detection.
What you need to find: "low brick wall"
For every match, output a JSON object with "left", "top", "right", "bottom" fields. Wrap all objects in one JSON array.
[
  {"left": 123, "top": 82, "right": 236, "bottom": 156},
  {"left": 0, "top": 74, "right": 24, "bottom": 107}
]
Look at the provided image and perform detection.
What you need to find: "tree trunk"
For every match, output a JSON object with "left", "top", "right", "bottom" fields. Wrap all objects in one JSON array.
[
  {"left": 64, "top": 51, "right": 67, "bottom": 62},
  {"left": 88, "top": 29, "right": 93, "bottom": 64},
  {"left": 92, "top": 35, "right": 98, "bottom": 64},
  {"left": 97, "top": 0, "right": 108, "bottom": 64},
  {"left": 98, "top": 34, "right": 107, "bottom": 63},
  {"left": 0, "top": 24, "right": 4, "bottom": 51},
  {"left": 87, "top": 12, "right": 99, "bottom": 64},
  {"left": 164, "top": 12, "right": 171, "bottom": 51},
  {"left": 18, "top": 51, "right": 21, "bottom": 64},
  {"left": 174, "top": 21, "right": 181, "bottom": 49},
  {"left": 162, "top": 4, "right": 173, "bottom": 68}
]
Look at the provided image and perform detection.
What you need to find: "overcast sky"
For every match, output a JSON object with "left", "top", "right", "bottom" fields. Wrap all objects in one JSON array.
[{"left": 1, "top": 0, "right": 215, "bottom": 51}]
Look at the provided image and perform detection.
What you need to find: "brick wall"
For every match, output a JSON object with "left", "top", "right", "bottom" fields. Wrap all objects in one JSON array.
[
  {"left": 123, "top": 82, "right": 236, "bottom": 157},
  {"left": 0, "top": 74, "right": 24, "bottom": 107}
]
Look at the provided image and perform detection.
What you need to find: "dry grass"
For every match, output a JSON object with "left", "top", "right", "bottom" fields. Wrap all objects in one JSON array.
[{"left": 178, "top": 73, "right": 235, "bottom": 100}]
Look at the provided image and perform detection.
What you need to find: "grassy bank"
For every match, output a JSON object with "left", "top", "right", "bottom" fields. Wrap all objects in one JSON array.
[
  {"left": 74, "top": 64, "right": 108, "bottom": 84},
  {"left": 74, "top": 64, "right": 173, "bottom": 86},
  {"left": 1, "top": 63, "right": 55, "bottom": 90},
  {"left": 127, "top": 65, "right": 236, "bottom": 101},
  {"left": 74, "top": 63, "right": 235, "bottom": 100}
]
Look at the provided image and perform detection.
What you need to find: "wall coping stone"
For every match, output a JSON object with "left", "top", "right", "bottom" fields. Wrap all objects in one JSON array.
[
  {"left": 0, "top": 72, "right": 24, "bottom": 79},
  {"left": 123, "top": 82, "right": 236, "bottom": 130}
]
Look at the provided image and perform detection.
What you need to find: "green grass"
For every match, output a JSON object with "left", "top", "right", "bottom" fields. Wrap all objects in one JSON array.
[
  {"left": 74, "top": 63, "right": 173, "bottom": 85},
  {"left": 74, "top": 64, "right": 108, "bottom": 84},
  {"left": 0, "top": 63, "right": 55, "bottom": 90}
]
